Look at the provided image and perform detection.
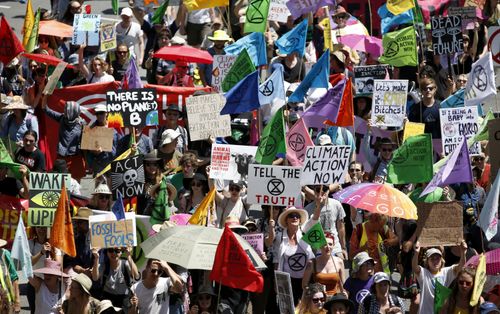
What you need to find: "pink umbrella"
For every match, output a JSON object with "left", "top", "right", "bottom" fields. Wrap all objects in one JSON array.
[
  {"left": 338, "top": 34, "right": 383, "bottom": 58},
  {"left": 466, "top": 249, "right": 500, "bottom": 275},
  {"left": 169, "top": 214, "right": 192, "bottom": 226}
]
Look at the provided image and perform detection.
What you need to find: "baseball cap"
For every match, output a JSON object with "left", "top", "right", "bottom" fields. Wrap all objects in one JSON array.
[
  {"left": 352, "top": 252, "right": 375, "bottom": 273},
  {"left": 425, "top": 248, "right": 443, "bottom": 259},
  {"left": 121, "top": 7, "right": 133, "bottom": 17},
  {"left": 94, "top": 104, "right": 107, "bottom": 113},
  {"left": 318, "top": 134, "right": 332, "bottom": 146},
  {"left": 373, "top": 272, "right": 390, "bottom": 284}
]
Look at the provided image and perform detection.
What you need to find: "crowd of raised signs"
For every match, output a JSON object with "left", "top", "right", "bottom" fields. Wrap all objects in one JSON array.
[{"left": 0, "top": 0, "right": 499, "bottom": 313}]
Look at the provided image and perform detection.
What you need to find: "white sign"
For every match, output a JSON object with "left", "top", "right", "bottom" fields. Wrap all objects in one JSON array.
[
  {"left": 186, "top": 94, "right": 231, "bottom": 141},
  {"left": 209, "top": 144, "right": 258, "bottom": 181},
  {"left": 247, "top": 165, "right": 301, "bottom": 207},
  {"left": 72, "top": 14, "right": 101, "bottom": 46},
  {"left": 488, "top": 27, "right": 500, "bottom": 67},
  {"left": 371, "top": 79, "right": 408, "bottom": 128},
  {"left": 275, "top": 271, "right": 295, "bottom": 314},
  {"left": 268, "top": 0, "right": 290, "bottom": 23},
  {"left": 440, "top": 106, "right": 481, "bottom": 156},
  {"left": 300, "top": 145, "right": 351, "bottom": 185},
  {"left": 89, "top": 212, "right": 137, "bottom": 248},
  {"left": 212, "top": 55, "right": 237, "bottom": 93}
]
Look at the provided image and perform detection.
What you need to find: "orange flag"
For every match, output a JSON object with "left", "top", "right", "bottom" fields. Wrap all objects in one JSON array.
[
  {"left": 325, "top": 78, "right": 354, "bottom": 127},
  {"left": 50, "top": 184, "right": 76, "bottom": 257}
]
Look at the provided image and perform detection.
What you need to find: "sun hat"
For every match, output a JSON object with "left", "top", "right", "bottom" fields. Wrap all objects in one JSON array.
[
  {"left": 375, "top": 137, "right": 398, "bottom": 149},
  {"left": 120, "top": 7, "right": 133, "bottom": 17},
  {"left": 0, "top": 239, "right": 6, "bottom": 248},
  {"left": 481, "top": 302, "right": 500, "bottom": 314},
  {"left": 73, "top": 207, "right": 93, "bottom": 221},
  {"left": 197, "top": 284, "right": 217, "bottom": 297},
  {"left": 144, "top": 149, "right": 161, "bottom": 162},
  {"left": 331, "top": 50, "right": 346, "bottom": 65},
  {"left": 373, "top": 271, "right": 390, "bottom": 284},
  {"left": 94, "top": 104, "right": 108, "bottom": 113},
  {"left": 323, "top": 293, "right": 355, "bottom": 313},
  {"left": 151, "top": 220, "right": 176, "bottom": 233},
  {"left": 170, "top": 35, "right": 186, "bottom": 45},
  {"left": 161, "top": 129, "right": 181, "bottom": 146},
  {"left": 92, "top": 183, "right": 112, "bottom": 195},
  {"left": 164, "top": 104, "right": 182, "bottom": 113},
  {"left": 72, "top": 273, "right": 92, "bottom": 295},
  {"left": 352, "top": 252, "right": 375, "bottom": 273},
  {"left": 34, "top": 260, "right": 69, "bottom": 277},
  {"left": 224, "top": 216, "right": 248, "bottom": 234},
  {"left": 208, "top": 30, "right": 232, "bottom": 42},
  {"left": 318, "top": 134, "right": 333, "bottom": 146},
  {"left": 0, "top": 94, "right": 12, "bottom": 106},
  {"left": 242, "top": 218, "right": 257, "bottom": 230},
  {"left": 425, "top": 248, "right": 443, "bottom": 259},
  {"left": 97, "top": 300, "right": 122, "bottom": 314},
  {"left": 229, "top": 180, "right": 245, "bottom": 189},
  {"left": 4, "top": 96, "right": 30, "bottom": 110},
  {"left": 277, "top": 206, "right": 308, "bottom": 229}
]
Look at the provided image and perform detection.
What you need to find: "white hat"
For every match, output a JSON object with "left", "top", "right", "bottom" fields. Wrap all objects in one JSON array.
[
  {"left": 170, "top": 35, "right": 186, "bottom": 45},
  {"left": 92, "top": 183, "right": 112, "bottom": 195},
  {"left": 121, "top": 7, "right": 133, "bottom": 17},
  {"left": 94, "top": 104, "right": 108, "bottom": 113},
  {"left": 373, "top": 272, "right": 390, "bottom": 284},
  {"left": 318, "top": 134, "right": 332, "bottom": 146},
  {"left": 161, "top": 129, "right": 181, "bottom": 146},
  {"left": 425, "top": 248, "right": 443, "bottom": 258},
  {"left": 277, "top": 207, "right": 308, "bottom": 229}
]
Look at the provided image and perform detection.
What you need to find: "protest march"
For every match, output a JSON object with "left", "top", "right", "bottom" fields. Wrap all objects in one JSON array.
[{"left": 0, "top": 0, "right": 500, "bottom": 313}]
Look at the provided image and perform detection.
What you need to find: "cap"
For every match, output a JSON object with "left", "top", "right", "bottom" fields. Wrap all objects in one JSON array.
[
  {"left": 94, "top": 104, "right": 108, "bottom": 113},
  {"left": 373, "top": 272, "right": 390, "bottom": 283},
  {"left": 352, "top": 252, "right": 375, "bottom": 273},
  {"left": 67, "top": 53, "right": 79, "bottom": 65},
  {"left": 208, "top": 30, "right": 232, "bottom": 41},
  {"left": 318, "top": 134, "right": 332, "bottom": 146},
  {"left": 161, "top": 129, "right": 181, "bottom": 146},
  {"left": 425, "top": 248, "right": 443, "bottom": 258},
  {"left": 121, "top": 7, "right": 133, "bottom": 17}
]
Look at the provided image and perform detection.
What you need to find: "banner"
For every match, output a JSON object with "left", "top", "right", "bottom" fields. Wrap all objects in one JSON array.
[
  {"left": 209, "top": 144, "right": 258, "bottom": 181},
  {"left": 275, "top": 271, "right": 295, "bottom": 314},
  {"left": 403, "top": 121, "right": 425, "bottom": 142},
  {"left": 431, "top": 16, "right": 463, "bottom": 55},
  {"left": 416, "top": 201, "right": 463, "bottom": 247},
  {"left": 80, "top": 126, "right": 114, "bottom": 152},
  {"left": 247, "top": 165, "right": 301, "bottom": 207},
  {"left": 440, "top": 106, "right": 480, "bottom": 156},
  {"left": 186, "top": 94, "right": 231, "bottom": 141},
  {"left": 242, "top": 233, "right": 264, "bottom": 255},
  {"left": 489, "top": 118, "right": 500, "bottom": 181},
  {"left": 110, "top": 155, "right": 145, "bottom": 200},
  {"left": 268, "top": 0, "right": 290, "bottom": 23},
  {"left": 106, "top": 88, "right": 158, "bottom": 128},
  {"left": 378, "top": 26, "right": 417, "bottom": 67},
  {"left": 387, "top": 134, "right": 433, "bottom": 184},
  {"left": 0, "top": 196, "right": 28, "bottom": 249},
  {"left": 371, "top": 79, "right": 408, "bottom": 128},
  {"left": 72, "top": 14, "right": 101, "bottom": 46},
  {"left": 100, "top": 23, "right": 116, "bottom": 52},
  {"left": 89, "top": 212, "right": 137, "bottom": 248},
  {"left": 211, "top": 55, "right": 237, "bottom": 93},
  {"left": 300, "top": 145, "right": 351, "bottom": 185},
  {"left": 353, "top": 65, "right": 388, "bottom": 95}
]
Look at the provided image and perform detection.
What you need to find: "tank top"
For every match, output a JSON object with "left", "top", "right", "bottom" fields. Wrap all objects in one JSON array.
[
  {"left": 314, "top": 272, "right": 341, "bottom": 295},
  {"left": 35, "top": 283, "right": 61, "bottom": 314}
]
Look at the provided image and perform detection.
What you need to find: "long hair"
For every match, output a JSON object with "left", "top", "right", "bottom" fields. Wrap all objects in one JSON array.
[
  {"left": 444, "top": 267, "right": 480, "bottom": 314},
  {"left": 296, "top": 283, "right": 326, "bottom": 314}
]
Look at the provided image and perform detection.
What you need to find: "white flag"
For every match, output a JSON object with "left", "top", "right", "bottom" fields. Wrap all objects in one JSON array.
[
  {"left": 478, "top": 171, "right": 500, "bottom": 240},
  {"left": 465, "top": 52, "right": 497, "bottom": 107},
  {"left": 11, "top": 216, "right": 33, "bottom": 279}
]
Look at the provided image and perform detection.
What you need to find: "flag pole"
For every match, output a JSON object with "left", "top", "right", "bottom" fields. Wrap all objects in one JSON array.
[{"left": 367, "top": 0, "right": 373, "bottom": 36}]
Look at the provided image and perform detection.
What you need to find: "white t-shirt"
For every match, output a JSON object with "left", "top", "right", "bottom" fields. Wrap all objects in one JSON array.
[
  {"left": 97, "top": 260, "right": 132, "bottom": 295},
  {"left": 87, "top": 72, "right": 115, "bottom": 84},
  {"left": 305, "top": 198, "right": 346, "bottom": 254},
  {"left": 132, "top": 277, "right": 172, "bottom": 314},
  {"left": 35, "top": 282, "right": 64, "bottom": 314},
  {"left": 115, "top": 22, "right": 143, "bottom": 56},
  {"left": 215, "top": 197, "right": 248, "bottom": 226},
  {"left": 417, "top": 266, "right": 456, "bottom": 314}
]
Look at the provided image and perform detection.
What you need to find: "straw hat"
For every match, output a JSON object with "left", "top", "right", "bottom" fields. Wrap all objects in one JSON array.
[
  {"left": 72, "top": 273, "right": 92, "bottom": 295},
  {"left": 277, "top": 206, "right": 308, "bottom": 229},
  {"left": 4, "top": 96, "right": 30, "bottom": 110},
  {"left": 208, "top": 30, "right": 232, "bottom": 42},
  {"left": 92, "top": 183, "right": 112, "bottom": 195},
  {"left": 151, "top": 220, "right": 176, "bottom": 233},
  {"left": 73, "top": 207, "right": 93, "bottom": 221},
  {"left": 34, "top": 260, "right": 69, "bottom": 277},
  {"left": 0, "top": 94, "right": 12, "bottom": 106},
  {"left": 97, "top": 300, "right": 122, "bottom": 314}
]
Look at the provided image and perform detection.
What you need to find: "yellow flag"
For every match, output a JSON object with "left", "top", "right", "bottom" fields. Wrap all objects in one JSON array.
[
  {"left": 22, "top": 0, "right": 35, "bottom": 48},
  {"left": 188, "top": 187, "right": 215, "bottom": 225},
  {"left": 320, "top": 17, "right": 333, "bottom": 52},
  {"left": 470, "top": 254, "right": 486, "bottom": 306},
  {"left": 387, "top": 0, "right": 415, "bottom": 16},
  {"left": 183, "top": 0, "right": 228, "bottom": 11}
]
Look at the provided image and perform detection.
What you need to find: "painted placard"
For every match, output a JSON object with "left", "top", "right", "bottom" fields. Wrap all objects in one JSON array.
[
  {"left": 209, "top": 144, "right": 258, "bottom": 181},
  {"left": 80, "top": 126, "right": 114, "bottom": 152},
  {"left": 242, "top": 233, "right": 264, "bottom": 255},
  {"left": 43, "top": 62, "right": 67, "bottom": 95},
  {"left": 416, "top": 201, "right": 463, "bottom": 247},
  {"left": 275, "top": 271, "right": 295, "bottom": 314},
  {"left": 431, "top": 16, "right": 464, "bottom": 55},
  {"left": 448, "top": 6, "right": 476, "bottom": 19},
  {"left": 300, "top": 145, "right": 351, "bottom": 185},
  {"left": 371, "top": 79, "right": 408, "bottom": 128},
  {"left": 89, "top": 212, "right": 137, "bottom": 248},
  {"left": 100, "top": 23, "right": 117, "bottom": 52},
  {"left": 440, "top": 106, "right": 480, "bottom": 156},
  {"left": 247, "top": 165, "right": 301, "bottom": 207},
  {"left": 0, "top": 196, "right": 28, "bottom": 249},
  {"left": 185, "top": 94, "right": 231, "bottom": 141},
  {"left": 353, "top": 65, "right": 387, "bottom": 95},
  {"left": 268, "top": 0, "right": 290, "bottom": 23},
  {"left": 211, "top": 55, "right": 237, "bottom": 93},
  {"left": 72, "top": 14, "right": 101, "bottom": 46},
  {"left": 110, "top": 155, "right": 145, "bottom": 200},
  {"left": 28, "top": 173, "right": 71, "bottom": 227},
  {"left": 106, "top": 88, "right": 159, "bottom": 127},
  {"left": 403, "top": 121, "right": 426, "bottom": 142}
]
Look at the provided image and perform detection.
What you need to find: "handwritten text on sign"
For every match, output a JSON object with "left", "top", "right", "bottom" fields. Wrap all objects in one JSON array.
[
  {"left": 186, "top": 94, "right": 231, "bottom": 141},
  {"left": 371, "top": 80, "right": 408, "bottom": 128},
  {"left": 212, "top": 55, "right": 237, "bottom": 93},
  {"left": 106, "top": 88, "right": 158, "bottom": 127},
  {"left": 440, "top": 106, "right": 480, "bottom": 156},
  {"left": 247, "top": 165, "right": 301, "bottom": 206},
  {"left": 89, "top": 212, "right": 137, "bottom": 248},
  {"left": 431, "top": 16, "right": 464, "bottom": 55},
  {"left": 300, "top": 145, "right": 351, "bottom": 185},
  {"left": 29, "top": 173, "right": 71, "bottom": 227}
]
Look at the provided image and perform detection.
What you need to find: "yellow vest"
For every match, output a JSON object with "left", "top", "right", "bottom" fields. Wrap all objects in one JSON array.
[{"left": 359, "top": 222, "right": 390, "bottom": 274}]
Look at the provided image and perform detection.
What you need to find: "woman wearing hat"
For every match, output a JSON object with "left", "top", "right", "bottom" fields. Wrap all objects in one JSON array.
[
  {"left": 153, "top": 104, "right": 188, "bottom": 154},
  {"left": 361, "top": 130, "right": 398, "bottom": 182},
  {"left": 211, "top": 180, "right": 250, "bottom": 227},
  {"left": 0, "top": 95, "right": 39, "bottom": 148},
  {"left": 89, "top": 184, "right": 113, "bottom": 211},
  {"left": 296, "top": 283, "right": 328, "bottom": 314},
  {"left": 137, "top": 150, "right": 163, "bottom": 215},
  {"left": 323, "top": 293, "right": 355, "bottom": 314},
  {"left": 28, "top": 260, "right": 69, "bottom": 314},
  {"left": 187, "top": 285, "right": 217, "bottom": 314},
  {"left": 357, "top": 272, "right": 406, "bottom": 314},
  {"left": 177, "top": 173, "right": 209, "bottom": 214},
  {"left": 62, "top": 273, "right": 101, "bottom": 314}
]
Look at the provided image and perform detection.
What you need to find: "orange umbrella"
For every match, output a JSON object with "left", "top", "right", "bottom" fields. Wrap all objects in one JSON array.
[{"left": 39, "top": 20, "right": 73, "bottom": 38}]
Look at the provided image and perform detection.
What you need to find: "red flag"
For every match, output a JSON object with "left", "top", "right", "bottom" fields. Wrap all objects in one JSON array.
[
  {"left": 50, "top": 184, "right": 76, "bottom": 257},
  {"left": 0, "top": 17, "right": 24, "bottom": 65},
  {"left": 209, "top": 226, "right": 264, "bottom": 293},
  {"left": 325, "top": 78, "right": 354, "bottom": 127}
]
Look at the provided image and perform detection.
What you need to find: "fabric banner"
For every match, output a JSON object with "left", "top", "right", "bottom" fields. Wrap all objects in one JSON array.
[
  {"left": 403, "top": 121, "right": 425, "bottom": 142},
  {"left": 255, "top": 108, "right": 286, "bottom": 165},
  {"left": 275, "top": 19, "right": 308, "bottom": 57},
  {"left": 387, "top": 134, "right": 433, "bottom": 184},
  {"left": 371, "top": 80, "right": 408, "bottom": 128},
  {"left": 489, "top": 118, "right": 500, "bottom": 181},
  {"left": 302, "top": 222, "right": 327, "bottom": 250},
  {"left": 286, "top": 118, "right": 314, "bottom": 166},
  {"left": 440, "top": 106, "right": 480, "bottom": 156},
  {"left": 0, "top": 196, "right": 28, "bottom": 250},
  {"left": 465, "top": 52, "right": 497, "bottom": 106},
  {"left": 478, "top": 172, "right": 500, "bottom": 240},
  {"left": 378, "top": 26, "right": 417, "bottom": 67},
  {"left": 258, "top": 66, "right": 285, "bottom": 105},
  {"left": 221, "top": 49, "right": 255, "bottom": 92},
  {"left": 286, "top": 0, "right": 335, "bottom": 18}
]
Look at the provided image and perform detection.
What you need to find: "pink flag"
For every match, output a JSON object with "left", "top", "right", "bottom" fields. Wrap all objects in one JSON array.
[{"left": 286, "top": 118, "right": 314, "bottom": 166}]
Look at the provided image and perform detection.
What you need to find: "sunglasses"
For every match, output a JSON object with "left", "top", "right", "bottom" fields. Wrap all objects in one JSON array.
[
  {"left": 474, "top": 157, "right": 485, "bottom": 161},
  {"left": 349, "top": 168, "right": 362, "bottom": 172},
  {"left": 423, "top": 86, "right": 436, "bottom": 91},
  {"left": 287, "top": 213, "right": 300, "bottom": 219},
  {"left": 145, "top": 162, "right": 158, "bottom": 167},
  {"left": 150, "top": 269, "right": 163, "bottom": 275},
  {"left": 108, "top": 248, "right": 122, "bottom": 254},
  {"left": 192, "top": 182, "right": 202, "bottom": 187},
  {"left": 98, "top": 195, "right": 110, "bottom": 200},
  {"left": 117, "top": 51, "right": 128, "bottom": 54},
  {"left": 24, "top": 139, "right": 35, "bottom": 143},
  {"left": 381, "top": 148, "right": 393, "bottom": 152},
  {"left": 39, "top": 39, "right": 49, "bottom": 43},
  {"left": 457, "top": 79, "right": 467, "bottom": 83},
  {"left": 312, "top": 297, "right": 325, "bottom": 304},
  {"left": 458, "top": 280, "right": 472, "bottom": 287},
  {"left": 335, "top": 14, "right": 349, "bottom": 19},
  {"left": 229, "top": 186, "right": 241, "bottom": 192}
]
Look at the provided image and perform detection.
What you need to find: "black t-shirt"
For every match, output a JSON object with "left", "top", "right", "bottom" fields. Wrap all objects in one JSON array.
[
  {"left": 408, "top": 100, "right": 442, "bottom": 139},
  {"left": 0, "top": 177, "right": 22, "bottom": 197},
  {"left": 15, "top": 149, "right": 46, "bottom": 172},
  {"left": 111, "top": 59, "right": 127, "bottom": 82}
]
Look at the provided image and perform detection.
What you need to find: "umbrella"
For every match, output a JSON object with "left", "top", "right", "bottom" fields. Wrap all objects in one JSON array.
[
  {"left": 169, "top": 213, "right": 191, "bottom": 225},
  {"left": 333, "top": 183, "right": 418, "bottom": 219},
  {"left": 141, "top": 225, "right": 267, "bottom": 270},
  {"left": 23, "top": 53, "right": 75, "bottom": 69},
  {"left": 153, "top": 46, "right": 213, "bottom": 64},
  {"left": 466, "top": 249, "right": 500, "bottom": 275},
  {"left": 338, "top": 34, "right": 383, "bottom": 58},
  {"left": 39, "top": 20, "right": 73, "bottom": 38}
]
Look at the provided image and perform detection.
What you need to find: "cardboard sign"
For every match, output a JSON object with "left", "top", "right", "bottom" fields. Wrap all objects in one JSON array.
[
  {"left": 353, "top": 65, "right": 387, "bottom": 95},
  {"left": 209, "top": 144, "right": 258, "bottom": 181},
  {"left": 371, "top": 80, "right": 408, "bottom": 128},
  {"left": 440, "top": 106, "right": 480, "bottom": 156},
  {"left": 28, "top": 173, "right": 71, "bottom": 227},
  {"left": 403, "top": 121, "right": 426, "bottom": 142},
  {"left": 0, "top": 196, "right": 28, "bottom": 249},
  {"left": 80, "top": 126, "right": 114, "bottom": 152},
  {"left": 268, "top": 0, "right": 290, "bottom": 23},
  {"left": 431, "top": 16, "right": 463, "bottom": 55},
  {"left": 106, "top": 88, "right": 159, "bottom": 127},
  {"left": 43, "top": 62, "right": 67, "bottom": 95},
  {"left": 448, "top": 6, "right": 476, "bottom": 19},
  {"left": 185, "top": 94, "right": 231, "bottom": 141},
  {"left": 110, "top": 155, "right": 145, "bottom": 200},
  {"left": 242, "top": 233, "right": 264, "bottom": 255},
  {"left": 72, "top": 14, "right": 101, "bottom": 46},
  {"left": 211, "top": 55, "right": 237, "bottom": 93},
  {"left": 300, "top": 145, "right": 351, "bottom": 185},
  {"left": 247, "top": 165, "right": 301, "bottom": 207},
  {"left": 275, "top": 271, "right": 295, "bottom": 314},
  {"left": 416, "top": 201, "right": 463, "bottom": 247},
  {"left": 89, "top": 212, "right": 137, "bottom": 248},
  {"left": 489, "top": 118, "right": 500, "bottom": 182},
  {"left": 100, "top": 23, "right": 117, "bottom": 52}
]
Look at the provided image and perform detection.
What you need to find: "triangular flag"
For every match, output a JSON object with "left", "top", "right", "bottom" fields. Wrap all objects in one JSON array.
[
  {"left": 387, "top": 134, "right": 433, "bottom": 184},
  {"left": 221, "top": 49, "right": 255, "bottom": 92},
  {"left": 286, "top": 118, "right": 314, "bottom": 166},
  {"left": 473, "top": 110, "right": 495, "bottom": 142},
  {"left": 121, "top": 57, "right": 143, "bottom": 89},
  {"left": 0, "top": 17, "right": 25, "bottom": 64},
  {"left": 50, "top": 184, "right": 76, "bottom": 257},
  {"left": 224, "top": 32, "right": 267, "bottom": 66},
  {"left": 221, "top": 71, "right": 260, "bottom": 115},
  {"left": 288, "top": 49, "right": 330, "bottom": 103},
  {"left": 386, "top": 0, "right": 415, "bottom": 17},
  {"left": 412, "top": 0, "right": 424, "bottom": 25},
  {"left": 25, "top": 9, "right": 40, "bottom": 53},
  {"left": 111, "top": 190, "right": 126, "bottom": 221},
  {"left": 258, "top": 65, "right": 285, "bottom": 105},
  {"left": 244, "top": 0, "right": 270, "bottom": 33},
  {"left": 302, "top": 78, "right": 345, "bottom": 129},
  {"left": 0, "top": 139, "right": 25, "bottom": 180},
  {"left": 209, "top": 225, "right": 264, "bottom": 293},
  {"left": 184, "top": 0, "right": 228, "bottom": 11},
  {"left": 22, "top": 0, "right": 35, "bottom": 48},
  {"left": 151, "top": 0, "right": 169, "bottom": 25},
  {"left": 434, "top": 280, "right": 452, "bottom": 313},
  {"left": 378, "top": 26, "right": 417, "bottom": 67},
  {"left": 478, "top": 172, "right": 500, "bottom": 240},
  {"left": 470, "top": 254, "right": 487, "bottom": 306},
  {"left": 302, "top": 222, "right": 327, "bottom": 250},
  {"left": 255, "top": 107, "right": 286, "bottom": 165},
  {"left": 465, "top": 52, "right": 497, "bottom": 107},
  {"left": 188, "top": 187, "right": 216, "bottom": 225},
  {"left": 275, "top": 19, "right": 308, "bottom": 57},
  {"left": 440, "top": 88, "right": 464, "bottom": 108},
  {"left": 11, "top": 215, "right": 33, "bottom": 279},
  {"left": 150, "top": 177, "right": 171, "bottom": 225},
  {"left": 378, "top": 4, "right": 415, "bottom": 35},
  {"left": 324, "top": 78, "right": 354, "bottom": 127}
]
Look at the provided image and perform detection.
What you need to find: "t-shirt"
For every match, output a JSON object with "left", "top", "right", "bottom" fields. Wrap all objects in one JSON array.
[
  {"left": 15, "top": 148, "right": 46, "bottom": 172},
  {"left": 131, "top": 277, "right": 172, "bottom": 314},
  {"left": 97, "top": 260, "right": 132, "bottom": 295},
  {"left": 343, "top": 276, "right": 374, "bottom": 313},
  {"left": 115, "top": 22, "right": 144, "bottom": 56},
  {"left": 417, "top": 266, "right": 456, "bottom": 314},
  {"left": 305, "top": 198, "right": 345, "bottom": 254},
  {"left": 87, "top": 73, "right": 115, "bottom": 84},
  {"left": 408, "top": 101, "right": 442, "bottom": 139}
]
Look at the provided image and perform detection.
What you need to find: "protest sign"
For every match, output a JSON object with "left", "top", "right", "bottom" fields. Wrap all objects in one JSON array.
[
  {"left": 416, "top": 201, "right": 463, "bottom": 247},
  {"left": 0, "top": 196, "right": 28, "bottom": 249},
  {"left": 100, "top": 23, "right": 116, "bottom": 52},
  {"left": 353, "top": 65, "right": 387, "bottom": 94},
  {"left": 275, "top": 271, "right": 295, "bottom": 314},
  {"left": 489, "top": 118, "right": 500, "bottom": 181},
  {"left": 488, "top": 27, "right": 500, "bottom": 66},
  {"left": 209, "top": 144, "right": 258, "bottom": 181},
  {"left": 43, "top": 62, "right": 67, "bottom": 95},
  {"left": 247, "top": 165, "right": 301, "bottom": 207},
  {"left": 286, "top": 0, "right": 335, "bottom": 18},
  {"left": 371, "top": 80, "right": 408, "bottom": 128},
  {"left": 300, "top": 145, "right": 351, "bottom": 185},
  {"left": 403, "top": 121, "right": 426, "bottom": 142},
  {"left": 211, "top": 55, "right": 237, "bottom": 93},
  {"left": 242, "top": 233, "right": 264, "bottom": 255},
  {"left": 448, "top": 6, "right": 476, "bottom": 19},
  {"left": 106, "top": 88, "right": 159, "bottom": 127},
  {"left": 185, "top": 94, "right": 231, "bottom": 141},
  {"left": 268, "top": 0, "right": 290, "bottom": 23},
  {"left": 89, "top": 212, "right": 137, "bottom": 248},
  {"left": 110, "top": 155, "right": 145, "bottom": 200},
  {"left": 440, "top": 106, "right": 480, "bottom": 156},
  {"left": 431, "top": 16, "right": 463, "bottom": 55},
  {"left": 28, "top": 173, "right": 71, "bottom": 227},
  {"left": 80, "top": 126, "right": 114, "bottom": 152},
  {"left": 72, "top": 14, "right": 101, "bottom": 46}
]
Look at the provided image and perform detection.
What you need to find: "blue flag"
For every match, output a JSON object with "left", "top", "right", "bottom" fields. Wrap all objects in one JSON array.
[
  {"left": 258, "top": 65, "right": 285, "bottom": 105},
  {"left": 440, "top": 89, "right": 464, "bottom": 108},
  {"left": 11, "top": 216, "right": 33, "bottom": 279},
  {"left": 221, "top": 71, "right": 260, "bottom": 115},
  {"left": 111, "top": 190, "right": 126, "bottom": 221},
  {"left": 275, "top": 19, "right": 308, "bottom": 57},
  {"left": 288, "top": 49, "right": 330, "bottom": 103},
  {"left": 224, "top": 32, "right": 267, "bottom": 66},
  {"left": 378, "top": 4, "right": 414, "bottom": 35}
]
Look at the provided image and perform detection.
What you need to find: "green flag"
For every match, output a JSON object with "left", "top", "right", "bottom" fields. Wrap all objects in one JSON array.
[
  {"left": 434, "top": 280, "right": 452, "bottom": 313},
  {"left": 473, "top": 110, "right": 495, "bottom": 142},
  {"left": 112, "top": 0, "right": 119, "bottom": 15},
  {"left": 387, "top": 134, "right": 433, "bottom": 184},
  {"left": 0, "top": 139, "right": 24, "bottom": 179},
  {"left": 378, "top": 26, "right": 417, "bottom": 67},
  {"left": 221, "top": 49, "right": 254, "bottom": 92},
  {"left": 412, "top": 0, "right": 424, "bottom": 25},
  {"left": 150, "top": 177, "right": 171, "bottom": 225},
  {"left": 243, "top": 0, "right": 270, "bottom": 33},
  {"left": 303, "top": 222, "right": 327, "bottom": 250},
  {"left": 26, "top": 8, "right": 40, "bottom": 53},
  {"left": 255, "top": 108, "right": 286, "bottom": 165},
  {"left": 409, "top": 187, "right": 444, "bottom": 203},
  {"left": 151, "top": 0, "right": 169, "bottom": 25}
]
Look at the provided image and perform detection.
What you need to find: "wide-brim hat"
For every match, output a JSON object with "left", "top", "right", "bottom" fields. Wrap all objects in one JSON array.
[
  {"left": 34, "top": 260, "right": 69, "bottom": 277},
  {"left": 208, "top": 30, "right": 232, "bottom": 42},
  {"left": 72, "top": 273, "right": 92, "bottom": 295},
  {"left": 97, "top": 300, "right": 122, "bottom": 314},
  {"left": 324, "top": 293, "right": 355, "bottom": 313},
  {"left": 4, "top": 96, "right": 30, "bottom": 110},
  {"left": 0, "top": 94, "right": 12, "bottom": 106},
  {"left": 92, "top": 183, "right": 112, "bottom": 195},
  {"left": 144, "top": 149, "right": 161, "bottom": 162},
  {"left": 332, "top": 5, "right": 350, "bottom": 18},
  {"left": 73, "top": 207, "right": 92, "bottom": 221},
  {"left": 277, "top": 207, "right": 308, "bottom": 229},
  {"left": 151, "top": 220, "right": 176, "bottom": 233},
  {"left": 375, "top": 137, "right": 398, "bottom": 149},
  {"left": 161, "top": 129, "right": 181, "bottom": 146},
  {"left": 331, "top": 50, "right": 346, "bottom": 65}
]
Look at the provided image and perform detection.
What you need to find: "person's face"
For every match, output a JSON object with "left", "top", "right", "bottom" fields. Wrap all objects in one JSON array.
[
  {"left": 182, "top": 162, "right": 194, "bottom": 175},
  {"left": 35, "top": 71, "right": 47, "bottom": 83},
  {"left": 310, "top": 292, "right": 325, "bottom": 311},
  {"left": 314, "top": 185, "right": 328, "bottom": 198},
  {"left": 70, "top": 2, "right": 82, "bottom": 14},
  {"left": 334, "top": 13, "right": 349, "bottom": 28},
  {"left": 322, "top": 238, "right": 334, "bottom": 255},
  {"left": 359, "top": 260, "right": 375, "bottom": 277},
  {"left": 191, "top": 180, "right": 203, "bottom": 191},
  {"left": 69, "top": 281, "right": 84, "bottom": 299},
  {"left": 457, "top": 273, "right": 473, "bottom": 294},
  {"left": 198, "top": 294, "right": 212, "bottom": 310},
  {"left": 145, "top": 161, "right": 159, "bottom": 175},
  {"left": 161, "top": 138, "right": 177, "bottom": 153},
  {"left": 116, "top": 47, "right": 128, "bottom": 60},
  {"left": 368, "top": 213, "right": 382, "bottom": 224},
  {"left": 92, "top": 60, "right": 104, "bottom": 75},
  {"left": 44, "top": 274, "right": 57, "bottom": 284},
  {"left": 35, "top": 227, "right": 47, "bottom": 239},
  {"left": 97, "top": 193, "right": 111, "bottom": 209},
  {"left": 427, "top": 253, "right": 442, "bottom": 272},
  {"left": 165, "top": 110, "right": 180, "bottom": 124},
  {"left": 96, "top": 112, "right": 108, "bottom": 125},
  {"left": 121, "top": 15, "right": 131, "bottom": 24},
  {"left": 23, "top": 134, "right": 36, "bottom": 149},
  {"left": 0, "top": 167, "right": 8, "bottom": 179},
  {"left": 158, "top": 36, "right": 169, "bottom": 48},
  {"left": 75, "top": 220, "right": 89, "bottom": 233},
  {"left": 148, "top": 263, "right": 163, "bottom": 280},
  {"left": 29, "top": 62, "right": 38, "bottom": 72},
  {"left": 348, "top": 164, "right": 364, "bottom": 181},
  {"left": 375, "top": 281, "right": 390, "bottom": 297},
  {"left": 356, "top": 98, "right": 367, "bottom": 111},
  {"left": 457, "top": 76, "right": 468, "bottom": 89},
  {"left": 329, "top": 302, "right": 349, "bottom": 314},
  {"left": 229, "top": 185, "right": 241, "bottom": 199},
  {"left": 176, "top": 64, "right": 188, "bottom": 75},
  {"left": 286, "top": 212, "right": 301, "bottom": 227},
  {"left": 380, "top": 144, "right": 394, "bottom": 160},
  {"left": 107, "top": 248, "right": 122, "bottom": 261},
  {"left": 421, "top": 83, "right": 437, "bottom": 100},
  {"left": 39, "top": 37, "right": 49, "bottom": 48},
  {"left": 473, "top": 156, "right": 485, "bottom": 167},
  {"left": 213, "top": 40, "right": 226, "bottom": 49}
]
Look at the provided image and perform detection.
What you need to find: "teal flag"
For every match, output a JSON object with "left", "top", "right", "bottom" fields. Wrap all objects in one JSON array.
[
  {"left": 387, "top": 134, "right": 433, "bottom": 184},
  {"left": 303, "top": 222, "right": 327, "bottom": 250}
]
